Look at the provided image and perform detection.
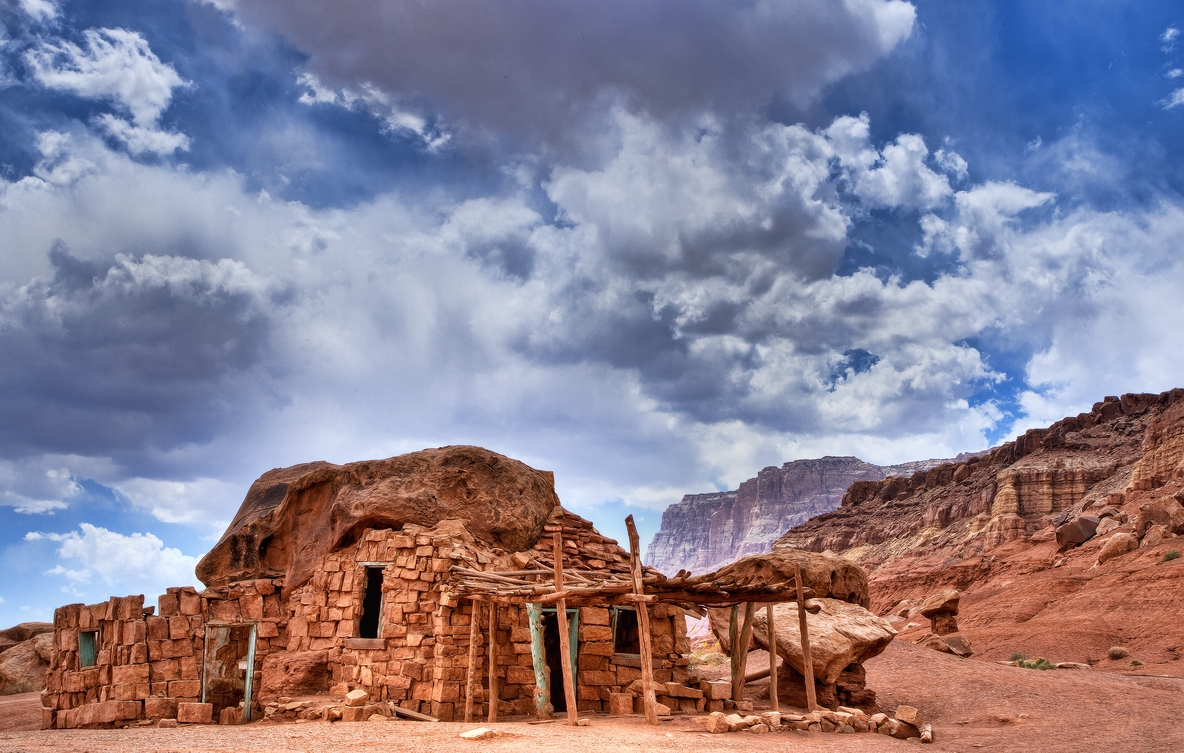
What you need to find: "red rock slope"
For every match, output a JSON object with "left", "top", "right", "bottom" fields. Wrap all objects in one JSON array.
[{"left": 776, "top": 390, "right": 1184, "bottom": 671}]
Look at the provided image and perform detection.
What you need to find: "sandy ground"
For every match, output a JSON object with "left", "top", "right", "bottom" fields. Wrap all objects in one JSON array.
[{"left": 2, "top": 641, "right": 1182, "bottom": 753}]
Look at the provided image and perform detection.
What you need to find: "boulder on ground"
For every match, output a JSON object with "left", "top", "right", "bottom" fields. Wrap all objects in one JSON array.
[
  {"left": 1096, "top": 533, "right": 1139, "bottom": 565},
  {"left": 1141, "top": 524, "right": 1174, "bottom": 548},
  {"left": 1056, "top": 516, "right": 1101, "bottom": 550},
  {"left": 917, "top": 590, "right": 960, "bottom": 618},
  {"left": 1136, "top": 497, "right": 1184, "bottom": 538},
  {"left": 915, "top": 632, "right": 971, "bottom": 657},
  {"left": 712, "top": 598, "right": 895, "bottom": 686},
  {"left": 0, "top": 633, "right": 53, "bottom": 693}
]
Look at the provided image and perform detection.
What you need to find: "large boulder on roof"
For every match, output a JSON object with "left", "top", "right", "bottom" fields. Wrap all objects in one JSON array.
[{"left": 196, "top": 446, "right": 561, "bottom": 593}]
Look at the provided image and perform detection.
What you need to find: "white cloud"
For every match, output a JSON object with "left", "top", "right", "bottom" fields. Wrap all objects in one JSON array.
[
  {"left": 95, "top": 114, "right": 190, "bottom": 156},
  {"left": 1162, "top": 27, "right": 1180, "bottom": 52},
  {"left": 25, "top": 28, "right": 191, "bottom": 155},
  {"left": 117, "top": 477, "right": 241, "bottom": 525},
  {"left": 296, "top": 72, "right": 450, "bottom": 151},
  {"left": 18, "top": 0, "right": 57, "bottom": 21},
  {"left": 826, "top": 114, "right": 952, "bottom": 210},
  {"left": 26, "top": 524, "right": 200, "bottom": 596},
  {"left": 1162, "top": 88, "right": 1184, "bottom": 110},
  {"left": 1167, "top": 69, "right": 1183, "bottom": 79}
]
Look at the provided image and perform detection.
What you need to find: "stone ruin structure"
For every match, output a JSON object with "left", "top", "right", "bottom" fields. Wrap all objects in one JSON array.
[{"left": 40, "top": 445, "right": 894, "bottom": 730}]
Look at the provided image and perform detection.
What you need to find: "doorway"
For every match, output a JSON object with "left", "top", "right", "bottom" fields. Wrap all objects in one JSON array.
[
  {"left": 202, "top": 624, "right": 257, "bottom": 721},
  {"left": 540, "top": 609, "right": 579, "bottom": 712}
]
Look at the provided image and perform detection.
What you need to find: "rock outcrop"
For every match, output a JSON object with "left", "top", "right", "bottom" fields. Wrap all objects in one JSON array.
[
  {"left": 648, "top": 456, "right": 966, "bottom": 574},
  {"left": 0, "top": 624, "right": 54, "bottom": 693},
  {"left": 773, "top": 389, "right": 1184, "bottom": 667},
  {"left": 196, "top": 445, "right": 561, "bottom": 593}
]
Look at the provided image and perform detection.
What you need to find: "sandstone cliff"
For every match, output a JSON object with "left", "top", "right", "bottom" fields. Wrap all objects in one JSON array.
[
  {"left": 775, "top": 389, "right": 1184, "bottom": 670},
  {"left": 647, "top": 455, "right": 963, "bottom": 574}
]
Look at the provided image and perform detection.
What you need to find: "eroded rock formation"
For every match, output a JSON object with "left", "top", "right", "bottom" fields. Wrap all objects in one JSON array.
[
  {"left": 648, "top": 456, "right": 962, "bottom": 574},
  {"left": 0, "top": 623, "right": 54, "bottom": 693},
  {"left": 196, "top": 445, "right": 561, "bottom": 594},
  {"left": 774, "top": 389, "right": 1184, "bottom": 667}
]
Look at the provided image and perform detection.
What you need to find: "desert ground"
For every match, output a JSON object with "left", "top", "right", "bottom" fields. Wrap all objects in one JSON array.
[{"left": 2, "top": 640, "right": 1180, "bottom": 753}]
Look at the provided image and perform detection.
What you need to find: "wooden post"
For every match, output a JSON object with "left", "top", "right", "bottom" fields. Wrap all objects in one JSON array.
[
  {"left": 732, "top": 602, "right": 755, "bottom": 702},
  {"left": 766, "top": 603, "right": 779, "bottom": 711},
  {"left": 552, "top": 533, "right": 579, "bottom": 725},
  {"left": 794, "top": 566, "right": 817, "bottom": 711},
  {"left": 625, "top": 515, "right": 659, "bottom": 725},
  {"left": 464, "top": 598, "right": 482, "bottom": 722},
  {"left": 728, "top": 605, "right": 739, "bottom": 692},
  {"left": 487, "top": 602, "right": 499, "bottom": 723},
  {"left": 527, "top": 603, "right": 551, "bottom": 718}
]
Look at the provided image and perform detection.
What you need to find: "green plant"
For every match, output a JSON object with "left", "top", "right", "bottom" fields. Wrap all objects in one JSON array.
[
  {"left": 1008, "top": 651, "right": 1027, "bottom": 662},
  {"left": 1164, "top": 549, "right": 1182, "bottom": 562},
  {"left": 1130, "top": 659, "right": 1143, "bottom": 667},
  {"left": 1017, "top": 657, "right": 1056, "bottom": 670},
  {"left": 1107, "top": 646, "right": 1129, "bottom": 660},
  {"left": 0, "top": 680, "right": 37, "bottom": 696}
]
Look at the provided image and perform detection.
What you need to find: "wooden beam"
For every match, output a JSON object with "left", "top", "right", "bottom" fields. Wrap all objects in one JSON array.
[
  {"left": 732, "top": 602, "right": 756, "bottom": 702},
  {"left": 728, "top": 605, "right": 739, "bottom": 695},
  {"left": 625, "top": 515, "right": 659, "bottom": 725},
  {"left": 464, "top": 597, "right": 481, "bottom": 723},
  {"left": 552, "top": 532, "right": 579, "bottom": 725},
  {"left": 794, "top": 566, "right": 817, "bottom": 711},
  {"left": 766, "top": 603, "right": 779, "bottom": 711},
  {"left": 487, "top": 602, "right": 499, "bottom": 723}
]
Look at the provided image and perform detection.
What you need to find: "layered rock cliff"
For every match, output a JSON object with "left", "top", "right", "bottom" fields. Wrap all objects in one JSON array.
[
  {"left": 775, "top": 389, "right": 1184, "bottom": 670},
  {"left": 647, "top": 455, "right": 962, "bottom": 574}
]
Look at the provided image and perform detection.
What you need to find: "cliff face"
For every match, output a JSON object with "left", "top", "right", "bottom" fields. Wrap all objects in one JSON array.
[
  {"left": 647, "top": 455, "right": 957, "bottom": 574},
  {"left": 774, "top": 389, "right": 1184, "bottom": 669}
]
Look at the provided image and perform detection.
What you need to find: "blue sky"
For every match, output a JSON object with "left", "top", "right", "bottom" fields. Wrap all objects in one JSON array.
[{"left": 1, "top": 0, "right": 1182, "bottom": 626}]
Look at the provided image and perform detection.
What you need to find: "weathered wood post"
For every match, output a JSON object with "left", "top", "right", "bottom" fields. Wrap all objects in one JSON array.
[
  {"left": 487, "top": 602, "right": 499, "bottom": 722},
  {"left": 766, "top": 603, "right": 779, "bottom": 711},
  {"left": 732, "top": 602, "right": 756, "bottom": 701},
  {"left": 464, "top": 597, "right": 482, "bottom": 722},
  {"left": 794, "top": 565, "right": 818, "bottom": 711},
  {"left": 527, "top": 603, "right": 551, "bottom": 718},
  {"left": 552, "top": 532, "right": 579, "bottom": 725},
  {"left": 728, "top": 605, "right": 740, "bottom": 693},
  {"left": 625, "top": 515, "right": 659, "bottom": 725}
]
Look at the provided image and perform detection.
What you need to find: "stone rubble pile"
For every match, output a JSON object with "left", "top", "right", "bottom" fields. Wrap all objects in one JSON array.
[{"left": 699, "top": 703, "right": 934, "bottom": 742}]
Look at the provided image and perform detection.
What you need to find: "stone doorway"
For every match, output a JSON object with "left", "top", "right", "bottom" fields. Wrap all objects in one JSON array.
[{"left": 202, "top": 623, "right": 257, "bottom": 721}]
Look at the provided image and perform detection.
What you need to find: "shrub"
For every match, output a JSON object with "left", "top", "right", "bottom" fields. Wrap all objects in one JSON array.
[
  {"left": 1107, "top": 646, "right": 1129, "bottom": 660},
  {"left": 1017, "top": 657, "right": 1056, "bottom": 670},
  {"left": 1164, "top": 549, "right": 1182, "bottom": 562},
  {"left": 1008, "top": 651, "right": 1027, "bottom": 662},
  {"left": 1130, "top": 659, "right": 1143, "bottom": 667},
  {"left": 0, "top": 680, "right": 37, "bottom": 696}
]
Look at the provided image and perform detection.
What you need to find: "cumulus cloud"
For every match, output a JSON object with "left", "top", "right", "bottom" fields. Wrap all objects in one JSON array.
[
  {"left": 296, "top": 72, "right": 450, "bottom": 151},
  {"left": 826, "top": 113, "right": 953, "bottom": 210},
  {"left": 26, "top": 524, "right": 199, "bottom": 596},
  {"left": 17, "top": 0, "right": 56, "bottom": 21},
  {"left": 1163, "top": 88, "right": 1184, "bottom": 110},
  {"left": 229, "top": 0, "right": 915, "bottom": 150},
  {"left": 25, "top": 28, "right": 191, "bottom": 155}
]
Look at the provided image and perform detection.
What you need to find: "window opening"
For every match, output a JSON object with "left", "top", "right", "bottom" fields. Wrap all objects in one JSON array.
[
  {"left": 359, "top": 566, "right": 385, "bottom": 639},
  {"left": 612, "top": 607, "right": 640, "bottom": 654},
  {"left": 78, "top": 631, "right": 98, "bottom": 668}
]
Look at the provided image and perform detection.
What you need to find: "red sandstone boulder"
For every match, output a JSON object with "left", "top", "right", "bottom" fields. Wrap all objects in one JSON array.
[
  {"left": 1055, "top": 516, "right": 1100, "bottom": 550},
  {"left": 196, "top": 446, "right": 561, "bottom": 592},
  {"left": 0, "top": 630, "right": 53, "bottom": 693},
  {"left": 1135, "top": 497, "right": 1184, "bottom": 538},
  {"left": 1096, "top": 533, "right": 1139, "bottom": 566}
]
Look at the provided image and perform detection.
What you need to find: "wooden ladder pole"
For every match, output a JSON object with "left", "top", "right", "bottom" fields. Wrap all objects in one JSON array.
[
  {"left": 464, "top": 597, "right": 481, "bottom": 722},
  {"left": 794, "top": 565, "right": 817, "bottom": 711},
  {"left": 487, "top": 601, "right": 499, "bottom": 723},
  {"left": 766, "top": 603, "right": 779, "bottom": 711},
  {"left": 733, "top": 602, "right": 756, "bottom": 702},
  {"left": 552, "top": 532, "right": 579, "bottom": 725},
  {"left": 625, "top": 515, "right": 659, "bottom": 725}
]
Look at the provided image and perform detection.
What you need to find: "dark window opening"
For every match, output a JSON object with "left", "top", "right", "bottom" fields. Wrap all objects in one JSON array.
[
  {"left": 78, "top": 631, "right": 98, "bottom": 668},
  {"left": 613, "top": 608, "right": 640, "bottom": 654},
  {"left": 359, "top": 567, "right": 385, "bottom": 639}
]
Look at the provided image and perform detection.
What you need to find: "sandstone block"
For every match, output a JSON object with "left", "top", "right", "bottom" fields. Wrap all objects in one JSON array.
[
  {"left": 608, "top": 693, "right": 633, "bottom": 716},
  {"left": 896, "top": 705, "right": 923, "bottom": 727},
  {"left": 167, "top": 680, "right": 200, "bottom": 698},
  {"left": 144, "top": 697, "right": 177, "bottom": 719},
  {"left": 158, "top": 718, "right": 178, "bottom": 728},
  {"left": 177, "top": 702, "right": 213, "bottom": 724},
  {"left": 700, "top": 680, "right": 731, "bottom": 700},
  {"left": 1097, "top": 533, "right": 1139, "bottom": 565}
]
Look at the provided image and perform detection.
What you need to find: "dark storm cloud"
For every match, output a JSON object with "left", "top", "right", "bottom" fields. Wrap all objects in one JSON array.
[
  {"left": 224, "top": 0, "right": 916, "bottom": 148},
  {"left": 0, "top": 241, "right": 276, "bottom": 460}
]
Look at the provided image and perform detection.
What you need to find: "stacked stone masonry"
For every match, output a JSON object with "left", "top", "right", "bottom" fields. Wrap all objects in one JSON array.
[{"left": 43, "top": 507, "right": 694, "bottom": 728}]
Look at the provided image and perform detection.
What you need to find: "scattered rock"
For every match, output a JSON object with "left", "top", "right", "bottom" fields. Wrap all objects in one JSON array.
[
  {"left": 459, "top": 727, "right": 503, "bottom": 740},
  {"left": 344, "top": 688, "right": 369, "bottom": 707},
  {"left": 158, "top": 719, "right": 178, "bottom": 729},
  {"left": 1135, "top": 497, "right": 1184, "bottom": 538},
  {"left": 896, "top": 705, "right": 924, "bottom": 728},
  {"left": 1056, "top": 516, "right": 1101, "bottom": 550},
  {"left": 1141, "top": 524, "right": 1173, "bottom": 548},
  {"left": 706, "top": 711, "right": 729, "bottom": 733},
  {"left": 1096, "top": 532, "right": 1139, "bottom": 565},
  {"left": 920, "top": 723, "right": 934, "bottom": 743}
]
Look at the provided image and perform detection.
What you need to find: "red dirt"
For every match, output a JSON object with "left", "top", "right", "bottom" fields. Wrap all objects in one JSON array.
[{"left": 3, "top": 640, "right": 1182, "bottom": 752}]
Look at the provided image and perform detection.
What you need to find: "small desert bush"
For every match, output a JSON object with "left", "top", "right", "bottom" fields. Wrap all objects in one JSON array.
[
  {"left": 1008, "top": 651, "right": 1027, "bottom": 662},
  {"left": 0, "top": 680, "right": 37, "bottom": 696},
  {"left": 1130, "top": 659, "right": 1143, "bottom": 667},
  {"left": 1017, "top": 657, "right": 1056, "bottom": 670},
  {"left": 1164, "top": 549, "right": 1182, "bottom": 562},
  {"left": 1107, "top": 646, "right": 1129, "bottom": 660}
]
